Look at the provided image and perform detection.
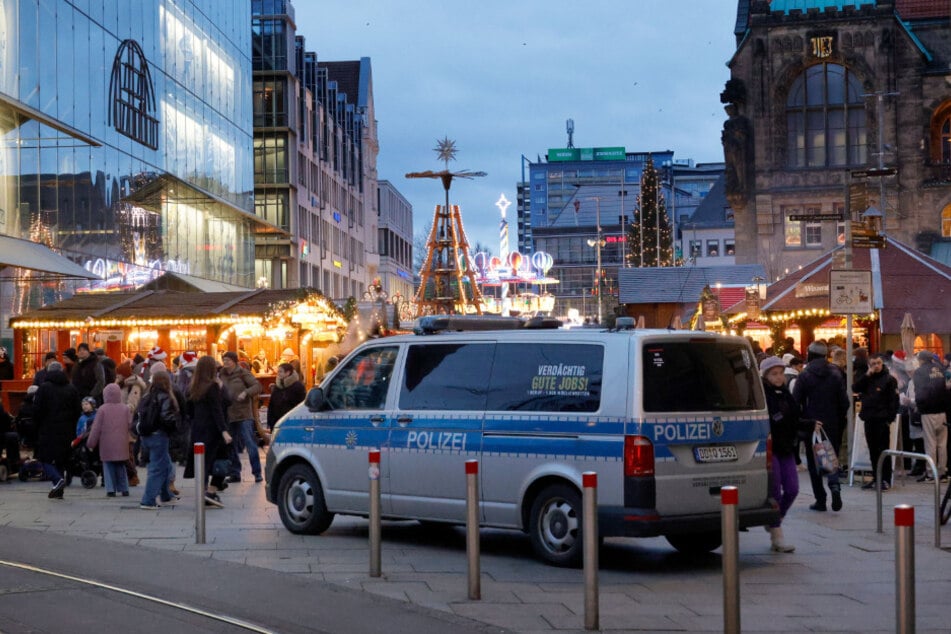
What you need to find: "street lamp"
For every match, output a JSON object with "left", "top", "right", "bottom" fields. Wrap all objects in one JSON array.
[{"left": 585, "top": 197, "right": 605, "bottom": 324}]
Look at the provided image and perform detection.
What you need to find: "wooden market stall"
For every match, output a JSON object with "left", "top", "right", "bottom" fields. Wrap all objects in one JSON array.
[
  {"left": 8, "top": 287, "right": 346, "bottom": 390},
  {"left": 725, "top": 238, "right": 951, "bottom": 356}
]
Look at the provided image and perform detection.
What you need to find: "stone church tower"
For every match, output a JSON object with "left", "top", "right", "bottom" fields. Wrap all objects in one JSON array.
[{"left": 726, "top": 0, "right": 951, "bottom": 279}]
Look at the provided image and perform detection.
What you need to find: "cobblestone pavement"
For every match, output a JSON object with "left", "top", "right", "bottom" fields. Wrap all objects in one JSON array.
[{"left": 1, "top": 462, "right": 950, "bottom": 633}]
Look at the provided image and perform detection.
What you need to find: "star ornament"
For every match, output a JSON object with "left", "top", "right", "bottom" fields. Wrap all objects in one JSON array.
[{"left": 434, "top": 136, "right": 458, "bottom": 165}]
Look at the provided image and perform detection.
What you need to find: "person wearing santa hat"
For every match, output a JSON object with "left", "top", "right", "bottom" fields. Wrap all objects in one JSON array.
[
  {"left": 175, "top": 351, "right": 198, "bottom": 395},
  {"left": 140, "top": 346, "right": 168, "bottom": 383}
]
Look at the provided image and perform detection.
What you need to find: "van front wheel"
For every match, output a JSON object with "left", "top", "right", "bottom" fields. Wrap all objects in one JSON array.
[
  {"left": 665, "top": 530, "right": 722, "bottom": 555},
  {"left": 277, "top": 464, "right": 334, "bottom": 535},
  {"left": 529, "top": 484, "right": 583, "bottom": 567}
]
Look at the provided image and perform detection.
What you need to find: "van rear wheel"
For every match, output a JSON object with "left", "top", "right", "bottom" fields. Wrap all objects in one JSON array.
[
  {"left": 529, "top": 484, "right": 583, "bottom": 567},
  {"left": 665, "top": 530, "right": 722, "bottom": 555},
  {"left": 277, "top": 464, "right": 334, "bottom": 534}
]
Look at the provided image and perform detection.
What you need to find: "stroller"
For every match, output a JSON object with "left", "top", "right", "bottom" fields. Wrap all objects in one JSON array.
[{"left": 66, "top": 434, "right": 102, "bottom": 489}]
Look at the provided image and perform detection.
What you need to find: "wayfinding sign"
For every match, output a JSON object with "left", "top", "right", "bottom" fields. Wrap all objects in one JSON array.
[{"left": 830, "top": 269, "right": 873, "bottom": 315}]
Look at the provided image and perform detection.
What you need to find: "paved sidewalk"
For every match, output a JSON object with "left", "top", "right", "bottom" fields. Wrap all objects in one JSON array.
[{"left": 1, "top": 465, "right": 950, "bottom": 633}]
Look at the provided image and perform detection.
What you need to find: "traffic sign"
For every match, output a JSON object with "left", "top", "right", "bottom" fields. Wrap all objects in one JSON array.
[{"left": 852, "top": 235, "right": 886, "bottom": 249}]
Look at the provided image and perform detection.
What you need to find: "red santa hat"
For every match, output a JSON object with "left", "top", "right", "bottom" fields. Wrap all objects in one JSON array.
[
  {"left": 181, "top": 350, "right": 198, "bottom": 367},
  {"left": 147, "top": 346, "right": 168, "bottom": 363},
  {"left": 893, "top": 350, "right": 906, "bottom": 361}
]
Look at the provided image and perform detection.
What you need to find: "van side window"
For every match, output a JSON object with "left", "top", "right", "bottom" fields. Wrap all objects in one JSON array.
[
  {"left": 324, "top": 346, "right": 398, "bottom": 410},
  {"left": 399, "top": 344, "right": 494, "bottom": 410},
  {"left": 642, "top": 341, "right": 763, "bottom": 412},
  {"left": 486, "top": 343, "right": 603, "bottom": 412}
]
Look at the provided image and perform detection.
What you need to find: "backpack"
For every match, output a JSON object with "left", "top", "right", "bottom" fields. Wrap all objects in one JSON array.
[{"left": 134, "top": 393, "right": 160, "bottom": 436}]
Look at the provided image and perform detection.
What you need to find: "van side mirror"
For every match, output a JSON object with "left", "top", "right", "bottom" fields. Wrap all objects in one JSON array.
[{"left": 305, "top": 387, "right": 325, "bottom": 412}]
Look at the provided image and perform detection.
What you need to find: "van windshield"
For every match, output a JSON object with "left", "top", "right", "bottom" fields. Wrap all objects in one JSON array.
[{"left": 642, "top": 340, "right": 763, "bottom": 412}]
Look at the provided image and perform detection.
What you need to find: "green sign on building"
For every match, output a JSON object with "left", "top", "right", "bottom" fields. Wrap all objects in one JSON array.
[{"left": 547, "top": 147, "right": 626, "bottom": 162}]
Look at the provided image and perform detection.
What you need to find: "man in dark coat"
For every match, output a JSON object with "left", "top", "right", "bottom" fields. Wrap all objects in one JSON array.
[
  {"left": 32, "top": 351, "right": 59, "bottom": 386},
  {"left": 854, "top": 353, "right": 900, "bottom": 489},
  {"left": 95, "top": 348, "right": 117, "bottom": 387},
  {"left": 266, "top": 363, "right": 307, "bottom": 431},
  {"left": 793, "top": 341, "right": 850, "bottom": 512},
  {"left": 33, "top": 362, "right": 81, "bottom": 498},
  {"left": 72, "top": 343, "right": 105, "bottom": 403}
]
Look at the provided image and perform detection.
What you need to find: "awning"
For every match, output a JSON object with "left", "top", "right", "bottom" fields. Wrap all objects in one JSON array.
[{"left": 0, "top": 234, "right": 98, "bottom": 279}]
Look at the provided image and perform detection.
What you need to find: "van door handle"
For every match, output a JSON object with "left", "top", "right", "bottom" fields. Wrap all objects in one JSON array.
[
  {"left": 397, "top": 416, "right": 413, "bottom": 427},
  {"left": 369, "top": 415, "right": 384, "bottom": 426}
]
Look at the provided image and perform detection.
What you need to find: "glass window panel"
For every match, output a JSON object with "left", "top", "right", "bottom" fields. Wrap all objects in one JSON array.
[
  {"left": 784, "top": 210, "right": 802, "bottom": 247},
  {"left": 826, "top": 65, "right": 845, "bottom": 104},
  {"left": 787, "top": 111, "right": 804, "bottom": 167},
  {"left": 400, "top": 344, "right": 493, "bottom": 411},
  {"left": 828, "top": 109, "right": 847, "bottom": 165},
  {"left": 806, "top": 65, "right": 825, "bottom": 106},
  {"left": 18, "top": 0, "right": 39, "bottom": 106},
  {"left": 804, "top": 223, "right": 822, "bottom": 246},
  {"left": 486, "top": 343, "right": 603, "bottom": 412}
]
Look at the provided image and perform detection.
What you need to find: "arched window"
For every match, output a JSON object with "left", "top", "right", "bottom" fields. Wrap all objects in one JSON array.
[
  {"left": 786, "top": 64, "right": 866, "bottom": 168},
  {"left": 942, "top": 203, "right": 951, "bottom": 237},
  {"left": 928, "top": 102, "right": 951, "bottom": 163}
]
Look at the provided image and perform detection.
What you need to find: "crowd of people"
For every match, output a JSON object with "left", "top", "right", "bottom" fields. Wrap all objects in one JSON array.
[
  {"left": 754, "top": 337, "right": 951, "bottom": 554},
  {"left": 0, "top": 346, "right": 308, "bottom": 510}
]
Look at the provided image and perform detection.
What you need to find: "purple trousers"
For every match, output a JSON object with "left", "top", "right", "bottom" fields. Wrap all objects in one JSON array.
[{"left": 769, "top": 453, "right": 799, "bottom": 527}]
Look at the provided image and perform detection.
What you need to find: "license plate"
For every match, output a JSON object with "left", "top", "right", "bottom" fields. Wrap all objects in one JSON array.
[{"left": 693, "top": 445, "right": 738, "bottom": 463}]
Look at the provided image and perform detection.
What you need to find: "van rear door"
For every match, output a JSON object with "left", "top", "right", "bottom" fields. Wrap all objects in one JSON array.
[{"left": 639, "top": 337, "right": 768, "bottom": 516}]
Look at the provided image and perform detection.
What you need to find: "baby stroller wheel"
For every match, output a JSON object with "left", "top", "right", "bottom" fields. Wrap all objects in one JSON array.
[
  {"left": 18, "top": 469, "right": 28, "bottom": 482},
  {"left": 81, "top": 470, "right": 98, "bottom": 489}
]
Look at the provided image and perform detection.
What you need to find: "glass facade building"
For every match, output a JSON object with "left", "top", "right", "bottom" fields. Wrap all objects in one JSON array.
[{"left": 0, "top": 0, "right": 268, "bottom": 303}]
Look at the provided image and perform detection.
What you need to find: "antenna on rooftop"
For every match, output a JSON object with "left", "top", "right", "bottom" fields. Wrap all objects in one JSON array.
[{"left": 566, "top": 118, "right": 574, "bottom": 148}]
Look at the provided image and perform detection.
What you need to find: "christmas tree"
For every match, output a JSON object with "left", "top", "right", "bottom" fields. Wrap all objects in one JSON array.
[{"left": 626, "top": 155, "right": 675, "bottom": 267}]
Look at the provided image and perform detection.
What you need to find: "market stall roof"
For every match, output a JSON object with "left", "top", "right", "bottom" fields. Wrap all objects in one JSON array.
[
  {"left": 10, "top": 288, "right": 344, "bottom": 328},
  {"left": 137, "top": 272, "right": 247, "bottom": 293},
  {"left": 618, "top": 264, "right": 766, "bottom": 304},
  {"left": 725, "top": 237, "right": 951, "bottom": 334},
  {"left": 0, "top": 234, "right": 98, "bottom": 279}
]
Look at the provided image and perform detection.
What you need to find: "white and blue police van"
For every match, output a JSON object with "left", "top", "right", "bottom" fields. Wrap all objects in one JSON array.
[{"left": 265, "top": 315, "right": 778, "bottom": 566}]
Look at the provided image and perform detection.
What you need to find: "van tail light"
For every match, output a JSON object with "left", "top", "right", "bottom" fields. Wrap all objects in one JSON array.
[
  {"left": 766, "top": 434, "right": 773, "bottom": 472},
  {"left": 624, "top": 435, "right": 654, "bottom": 477}
]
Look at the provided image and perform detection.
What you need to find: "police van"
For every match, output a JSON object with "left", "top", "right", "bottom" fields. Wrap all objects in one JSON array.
[{"left": 265, "top": 316, "right": 778, "bottom": 566}]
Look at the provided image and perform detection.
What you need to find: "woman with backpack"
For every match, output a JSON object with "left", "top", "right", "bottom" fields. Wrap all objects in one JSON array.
[{"left": 137, "top": 370, "right": 180, "bottom": 509}]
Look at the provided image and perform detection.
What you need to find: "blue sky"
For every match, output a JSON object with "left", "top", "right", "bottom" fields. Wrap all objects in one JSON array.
[{"left": 293, "top": 1, "right": 740, "bottom": 251}]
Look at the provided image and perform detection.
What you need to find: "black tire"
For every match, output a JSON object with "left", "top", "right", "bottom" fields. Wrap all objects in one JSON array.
[
  {"left": 665, "top": 530, "right": 722, "bottom": 555},
  {"left": 528, "top": 483, "right": 584, "bottom": 567},
  {"left": 277, "top": 463, "right": 334, "bottom": 535},
  {"left": 18, "top": 469, "right": 27, "bottom": 482},
  {"left": 81, "top": 470, "right": 98, "bottom": 489},
  {"left": 941, "top": 488, "right": 951, "bottom": 526}
]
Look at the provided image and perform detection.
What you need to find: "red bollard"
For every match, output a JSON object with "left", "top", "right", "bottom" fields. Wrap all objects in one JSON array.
[
  {"left": 721, "top": 486, "right": 740, "bottom": 634},
  {"left": 368, "top": 450, "right": 381, "bottom": 577},
  {"left": 582, "top": 472, "right": 599, "bottom": 631},
  {"left": 895, "top": 505, "right": 915, "bottom": 634},
  {"left": 465, "top": 460, "right": 480, "bottom": 600},
  {"left": 194, "top": 442, "right": 205, "bottom": 544}
]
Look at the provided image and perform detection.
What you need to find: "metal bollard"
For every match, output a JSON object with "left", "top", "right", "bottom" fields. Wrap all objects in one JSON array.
[
  {"left": 721, "top": 486, "right": 740, "bottom": 634},
  {"left": 582, "top": 471, "right": 599, "bottom": 631},
  {"left": 895, "top": 505, "right": 915, "bottom": 634},
  {"left": 194, "top": 442, "right": 205, "bottom": 545},
  {"left": 368, "top": 449, "right": 381, "bottom": 577},
  {"left": 465, "top": 460, "right": 480, "bottom": 600}
]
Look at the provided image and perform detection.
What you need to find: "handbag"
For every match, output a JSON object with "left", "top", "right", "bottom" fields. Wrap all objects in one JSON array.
[
  {"left": 211, "top": 458, "right": 231, "bottom": 479},
  {"left": 812, "top": 428, "right": 840, "bottom": 475}
]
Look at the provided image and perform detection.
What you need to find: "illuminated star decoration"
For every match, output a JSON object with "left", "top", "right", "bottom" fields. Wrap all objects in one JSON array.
[{"left": 434, "top": 136, "right": 458, "bottom": 168}]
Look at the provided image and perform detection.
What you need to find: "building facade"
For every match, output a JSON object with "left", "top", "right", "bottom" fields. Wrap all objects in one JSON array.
[
  {"left": 726, "top": 0, "right": 951, "bottom": 279},
  {"left": 377, "top": 180, "right": 414, "bottom": 302},
  {"left": 251, "top": 0, "right": 378, "bottom": 297},
  {"left": 520, "top": 148, "right": 724, "bottom": 318},
  {"left": 0, "top": 0, "right": 268, "bottom": 351}
]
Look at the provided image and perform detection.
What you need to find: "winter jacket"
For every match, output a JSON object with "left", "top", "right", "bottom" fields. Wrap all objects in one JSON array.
[
  {"left": 912, "top": 360, "right": 951, "bottom": 415},
  {"left": 75, "top": 411, "right": 96, "bottom": 438},
  {"left": 136, "top": 389, "right": 181, "bottom": 436},
  {"left": 266, "top": 372, "right": 307, "bottom": 429},
  {"left": 87, "top": 384, "right": 133, "bottom": 461},
  {"left": 793, "top": 358, "right": 849, "bottom": 435},
  {"left": 219, "top": 365, "right": 262, "bottom": 422},
  {"left": 853, "top": 368, "right": 900, "bottom": 422},
  {"left": 72, "top": 354, "right": 105, "bottom": 401},
  {"left": 33, "top": 369, "right": 82, "bottom": 464},
  {"left": 185, "top": 382, "right": 228, "bottom": 479},
  {"left": 0, "top": 358, "right": 14, "bottom": 381},
  {"left": 763, "top": 378, "right": 810, "bottom": 456}
]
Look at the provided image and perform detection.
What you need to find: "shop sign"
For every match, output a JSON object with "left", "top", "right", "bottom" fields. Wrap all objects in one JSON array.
[
  {"left": 745, "top": 288, "right": 761, "bottom": 320},
  {"left": 830, "top": 269, "right": 873, "bottom": 315},
  {"left": 702, "top": 296, "right": 719, "bottom": 322},
  {"left": 794, "top": 282, "right": 828, "bottom": 298}
]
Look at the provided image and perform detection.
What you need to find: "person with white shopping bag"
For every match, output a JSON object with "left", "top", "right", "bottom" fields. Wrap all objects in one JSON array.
[
  {"left": 760, "top": 356, "right": 816, "bottom": 552},
  {"left": 793, "top": 341, "right": 850, "bottom": 512}
]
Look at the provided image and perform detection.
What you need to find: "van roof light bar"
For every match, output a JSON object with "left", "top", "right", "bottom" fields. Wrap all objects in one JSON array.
[{"left": 413, "top": 315, "right": 524, "bottom": 335}]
